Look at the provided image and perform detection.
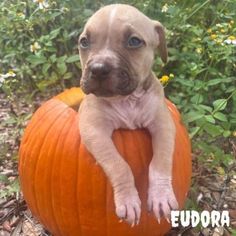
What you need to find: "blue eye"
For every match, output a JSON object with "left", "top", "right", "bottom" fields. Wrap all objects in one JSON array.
[
  {"left": 80, "top": 37, "right": 89, "bottom": 49},
  {"left": 127, "top": 36, "right": 144, "bottom": 48}
]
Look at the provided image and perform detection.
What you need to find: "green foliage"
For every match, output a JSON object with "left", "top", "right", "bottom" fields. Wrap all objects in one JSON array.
[
  {"left": 0, "top": 0, "right": 235, "bottom": 167},
  {"left": 0, "top": 0, "right": 88, "bottom": 95},
  {"left": 0, "top": 174, "right": 20, "bottom": 199},
  {"left": 157, "top": 0, "right": 236, "bottom": 168}
]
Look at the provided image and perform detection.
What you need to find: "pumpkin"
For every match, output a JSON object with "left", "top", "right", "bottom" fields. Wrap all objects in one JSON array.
[{"left": 19, "top": 87, "right": 192, "bottom": 236}]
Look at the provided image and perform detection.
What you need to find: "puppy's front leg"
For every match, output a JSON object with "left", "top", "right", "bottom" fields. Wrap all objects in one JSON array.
[
  {"left": 79, "top": 103, "right": 141, "bottom": 225},
  {"left": 147, "top": 99, "right": 178, "bottom": 222}
]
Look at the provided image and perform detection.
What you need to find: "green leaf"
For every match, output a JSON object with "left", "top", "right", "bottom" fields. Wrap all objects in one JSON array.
[
  {"left": 50, "top": 54, "right": 57, "bottom": 63},
  {"left": 183, "top": 112, "right": 204, "bottom": 123},
  {"left": 207, "top": 77, "right": 234, "bottom": 86},
  {"left": 49, "top": 12, "right": 62, "bottom": 20},
  {"left": 57, "top": 55, "right": 67, "bottom": 63},
  {"left": 26, "top": 55, "right": 47, "bottom": 65},
  {"left": 6, "top": 179, "right": 20, "bottom": 195},
  {"left": 204, "top": 123, "right": 223, "bottom": 137},
  {"left": 226, "top": 86, "right": 236, "bottom": 93},
  {"left": 57, "top": 62, "right": 67, "bottom": 75},
  {"left": 207, "top": 79, "right": 222, "bottom": 86},
  {"left": 190, "top": 126, "right": 201, "bottom": 138},
  {"left": 190, "top": 94, "right": 203, "bottom": 104},
  {"left": 214, "top": 112, "right": 228, "bottom": 122},
  {"left": 198, "top": 105, "right": 213, "bottom": 112},
  {"left": 66, "top": 55, "right": 80, "bottom": 63},
  {"left": 83, "top": 9, "right": 94, "bottom": 17},
  {"left": 205, "top": 115, "right": 215, "bottom": 124},
  {"left": 213, "top": 99, "right": 227, "bottom": 111},
  {"left": 46, "top": 47, "right": 57, "bottom": 53},
  {"left": 0, "top": 174, "right": 9, "bottom": 184},
  {"left": 63, "top": 72, "right": 73, "bottom": 79},
  {"left": 37, "top": 74, "right": 58, "bottom": 91},
  {"left": 42, "top": 63, "right": 51, "bottom": 75},
  {"left": 223, "top": 131, "right": 231, "bottom": 137},
  {"left": 49, "top": 28, "right": 61, "bottom": 40}
]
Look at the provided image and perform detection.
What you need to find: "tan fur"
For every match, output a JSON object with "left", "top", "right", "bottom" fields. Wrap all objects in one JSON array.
[{"left": 78, "top": 4, "right": 177, "bottom": 226}]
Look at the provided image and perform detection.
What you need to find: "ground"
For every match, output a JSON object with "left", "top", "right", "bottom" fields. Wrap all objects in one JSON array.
[{"left": 0, "top": 92, "right": 235, "bottom": 236}]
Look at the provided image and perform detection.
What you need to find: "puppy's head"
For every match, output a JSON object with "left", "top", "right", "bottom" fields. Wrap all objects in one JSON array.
[{"left": 78, "top": 4, "right": 167, "bottom": 97}]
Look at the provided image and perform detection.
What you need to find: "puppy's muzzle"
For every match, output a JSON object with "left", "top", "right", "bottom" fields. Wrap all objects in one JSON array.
[
  {"left": 81, "top": 56, "right": 138, "bottom": 97},
  {"left": 89, "top": 62, "right": 112, "bottom": 80}
]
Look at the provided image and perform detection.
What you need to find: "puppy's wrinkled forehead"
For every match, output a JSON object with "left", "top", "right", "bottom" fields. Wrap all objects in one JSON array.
[{"left": 83, "top": 4, "right": 155, "bottom": 45}]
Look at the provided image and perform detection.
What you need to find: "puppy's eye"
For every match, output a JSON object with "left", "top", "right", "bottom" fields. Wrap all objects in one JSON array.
[
  {"left": 79, "top": 37, "right": 90, "bottom": 49},
  {"left": 127, "top": 36, "right": 144, "bottom": 48}
]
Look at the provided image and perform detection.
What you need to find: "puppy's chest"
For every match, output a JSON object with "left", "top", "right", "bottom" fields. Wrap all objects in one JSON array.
[{"left": 110, "top": 97, "right": 154, "bottom": 129}]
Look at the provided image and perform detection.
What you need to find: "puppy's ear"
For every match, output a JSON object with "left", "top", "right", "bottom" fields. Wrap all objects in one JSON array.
[{"left": 153, "top": 21, "right": 168, "bottom": 63}]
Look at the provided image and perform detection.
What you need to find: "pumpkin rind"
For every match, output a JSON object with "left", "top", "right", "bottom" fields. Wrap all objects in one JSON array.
[{"left": 19, "top": 88, "right": 192, "bottom": 236}]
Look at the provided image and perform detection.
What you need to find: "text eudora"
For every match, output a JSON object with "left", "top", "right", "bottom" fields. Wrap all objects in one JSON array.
[{"left": 171, "top": 210, "right": 230, "bottom": 228}]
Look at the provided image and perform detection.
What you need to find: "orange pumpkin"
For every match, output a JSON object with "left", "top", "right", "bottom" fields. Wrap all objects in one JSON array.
[{"left": 19, "top": 87, "right": 192, "bottom": 236}]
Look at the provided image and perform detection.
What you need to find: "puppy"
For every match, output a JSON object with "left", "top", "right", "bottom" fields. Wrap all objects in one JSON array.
[{"left": 78, "top": 4, "right": 178, "bottom": 226}]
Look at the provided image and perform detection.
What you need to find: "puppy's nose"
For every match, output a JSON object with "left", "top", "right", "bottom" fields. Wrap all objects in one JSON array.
[{"left": 90, "top": 62, "right": 111, "bottom": 78}]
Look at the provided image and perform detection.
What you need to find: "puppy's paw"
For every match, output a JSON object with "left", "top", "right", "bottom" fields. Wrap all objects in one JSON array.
[
  {"left": 114, "top": 187, "right": 141, "bottom": 226},
  {"left": 147, "top": 179, "right": 178, "bottom": 223}
]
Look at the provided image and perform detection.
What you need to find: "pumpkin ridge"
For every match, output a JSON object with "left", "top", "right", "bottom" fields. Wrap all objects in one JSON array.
[
  {"left": 173, "top": 118, "right": 191, "bottom": 208},
  {"left": 91, "top": 155, "right": 106, "bottom": 235},
  {"left": 122, "top": 130, "right": 142, "bottom": 236},
  {"left": 54, "top": 109, "right": 81, "bottom": 235},
  {"left": 64, "top": 112, "right": 83, "bottom": 234},
  {"left": 177, "top": 119, "right": 192, "bottom": 191},
  {"left": 52, "top": 118, "right": 72, "bottom": 235},
  {"left": 20, "top": 103, "right": 66, "bottom": 170},
  {"left": 77, "top": 143, "right": 95, "bottom": 235},
  {"left": 19, "top": 100, "right": 63, "bottom": 173},
  {"left": 66, "top": 113, "right": 83, "bottom": 236},
  {"left": 22, "top": 100, "right": 64, "bottom": 145},
  {"left": 74, "top": 116, "right": 84, "bottom": 236},
  {"left": 19, "top": 104, "right": 67, "bottom": 222},
  {"left": 33, "top": 106, "right": 71, "bottom": 234},
  {"left": 62, "top": 112, "right": 81, "bottom": 235},
  {"left": 47, "top": 109, "right": 77, "bottom": 235},
  {"left": 136, "top": 131, "right": 149, "bottom": 235}
]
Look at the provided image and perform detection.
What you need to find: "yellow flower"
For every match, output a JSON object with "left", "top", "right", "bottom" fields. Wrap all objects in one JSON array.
[
  {"left": 216, "top": 23, "right": 223, "bottom": 28},
  {"left": 230, "top": 20, "right": 234, "bottom": 25},
  {"left": 228, "top": 35, "right": 236, "bottom": 40},
  {"left": 215, "top": 38, "right": 223, "bottom": 45},
  {"left": 210, "top": 34, "right": 217, "bottom": 40},
  {"left": 169, "top": 73, "right": 174, "bottom": 78},
  {"left": 30, "top": 42, "right": 41, "bottom": 52},
  {"left": 0, "top": 70, "right": 16, "bottom": 83},
  {"left": 233, "top": 131, "right": 236, "bottom": 137},
  {"left": 17, "top": 12, "right": 25, "bottom": 18},
  {"left": 160, "top": 75, "right": 170, "bottom": 84},
  {"left": 62, "top": 7, "right": 69, "bottom": 12},
  {"left": 207, "top": 28, "right": 212, "bottom": 33},
  {"left": 161, "top": 4, "right": 169, "bottom": 13},
  {"left": 7, "top": 70, "right": 16, "bottom": 77},
  {"left": 220, "top": 29, "right": 225, "bottom": 33},
  {"left": 224, "top": 36, "right": 236, "bottom": 45},
  {"left": 196, "top": 48, "right": 202, "bottom": 54}
]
